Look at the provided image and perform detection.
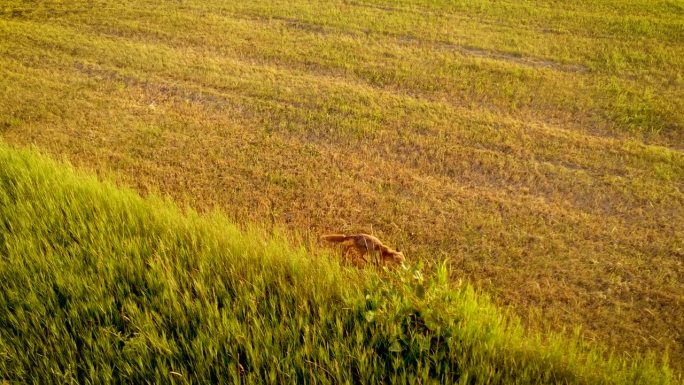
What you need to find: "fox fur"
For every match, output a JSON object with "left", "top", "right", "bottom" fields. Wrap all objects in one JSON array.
[{"left": 321, "top": 233, "right": 405, "bottom": 266}]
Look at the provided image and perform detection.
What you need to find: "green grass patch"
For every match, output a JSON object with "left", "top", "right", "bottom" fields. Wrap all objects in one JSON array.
[{"left": 0, "top": 144, "right": 678, "bottom": 383}]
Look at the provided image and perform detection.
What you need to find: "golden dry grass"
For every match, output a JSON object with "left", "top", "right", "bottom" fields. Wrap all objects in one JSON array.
[{"left": 1, "top": 0, "right": 682, "bottom": 371}]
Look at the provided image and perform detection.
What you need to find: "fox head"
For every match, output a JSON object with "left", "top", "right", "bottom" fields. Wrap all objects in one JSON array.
[{"left": 384, "top": 250, "right": 405, "bottom": 265}]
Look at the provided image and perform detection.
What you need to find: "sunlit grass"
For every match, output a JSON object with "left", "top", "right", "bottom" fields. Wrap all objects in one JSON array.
[
  {"left": 1, "top": 0, "right": 682, "bottom": 373},
  {"left": 0, "top": 143, "right": 678, "bottom": 383}
]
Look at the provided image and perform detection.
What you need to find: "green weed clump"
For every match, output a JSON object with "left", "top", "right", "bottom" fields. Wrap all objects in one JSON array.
[{"left": 0, "top": 143, "right": 677, "bottom": 383}]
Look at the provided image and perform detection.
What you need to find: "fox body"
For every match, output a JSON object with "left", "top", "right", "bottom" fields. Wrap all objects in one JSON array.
[{"left": 321, "top": 233, "right": 405, "bottom": 266}]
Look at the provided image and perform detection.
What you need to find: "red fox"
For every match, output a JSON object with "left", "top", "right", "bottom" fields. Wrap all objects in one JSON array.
[{"left": 321, "top": 233, "right": 405, "bottom": 266}]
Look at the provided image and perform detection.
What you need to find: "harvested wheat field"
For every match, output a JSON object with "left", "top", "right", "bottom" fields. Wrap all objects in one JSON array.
[{"left": 1, "top": 0, "right": 683, "bottom": 375}]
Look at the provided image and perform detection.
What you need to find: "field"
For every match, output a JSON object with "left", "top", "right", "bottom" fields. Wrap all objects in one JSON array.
[
  {"left": 0, "top": 142, "right": 678, "bottom": 384},
  {"left": 1, "top": 0, "right": 683, "bottom": 377}
]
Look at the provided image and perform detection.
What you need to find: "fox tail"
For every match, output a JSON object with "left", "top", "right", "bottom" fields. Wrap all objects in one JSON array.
[{"left": 321, "top": 234, "right": 349, "bottom": 243}]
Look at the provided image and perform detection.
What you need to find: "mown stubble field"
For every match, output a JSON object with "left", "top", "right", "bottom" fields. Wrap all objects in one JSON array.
[{"left": 1, "top": 0, "right": 682, "bottom": 371}]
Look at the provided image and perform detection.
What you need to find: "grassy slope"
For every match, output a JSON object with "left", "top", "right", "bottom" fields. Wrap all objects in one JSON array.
[
  {"left": 0, "top": 143, "right": 678, "bottom": 384},
  {"left": 1, "top": 0, "right": 683, "bottom": 370}
]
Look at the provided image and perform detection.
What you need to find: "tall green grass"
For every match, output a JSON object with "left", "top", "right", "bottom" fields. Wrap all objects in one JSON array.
[{"left": 0, "top": 142, "right": 677, "bottom": 384}]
